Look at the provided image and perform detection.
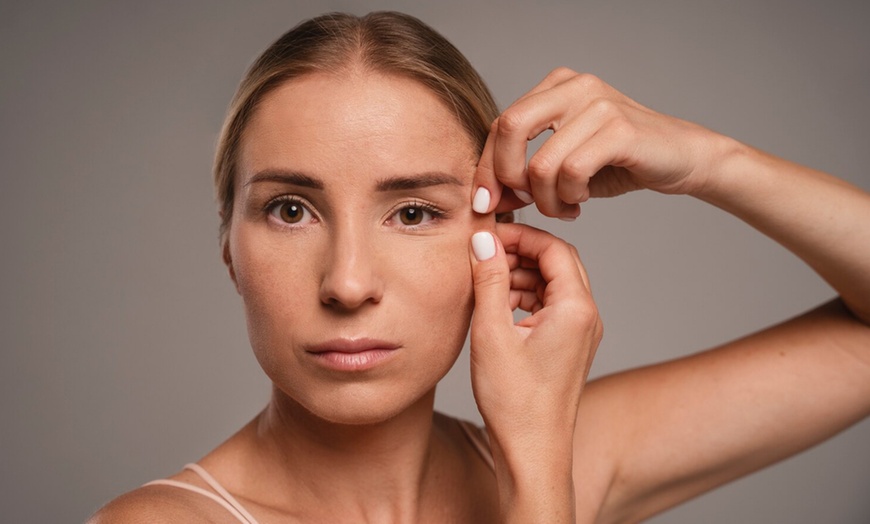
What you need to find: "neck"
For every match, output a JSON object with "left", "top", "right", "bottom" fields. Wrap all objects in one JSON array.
[{"left": 250, "top": 386, "right": 445, "bottom": 522}]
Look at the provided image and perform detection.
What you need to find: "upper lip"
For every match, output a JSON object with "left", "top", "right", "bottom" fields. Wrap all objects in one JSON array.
[{"left": 305, "top": 338, "right": 401, "bottom": 354}]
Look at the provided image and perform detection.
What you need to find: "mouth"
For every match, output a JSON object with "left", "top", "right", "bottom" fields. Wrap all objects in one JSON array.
[{"left": 305, "top": 338, "right": 402, "bottom": 372}]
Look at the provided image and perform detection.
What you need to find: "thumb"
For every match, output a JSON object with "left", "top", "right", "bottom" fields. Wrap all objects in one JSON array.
[{"left": 469, "top": 231, "right": 515, "bottom": 333}]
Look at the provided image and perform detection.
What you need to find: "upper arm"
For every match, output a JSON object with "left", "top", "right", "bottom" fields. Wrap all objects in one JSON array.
[{"left": 573, "top": 299, "right": 870, "bottom": 523}]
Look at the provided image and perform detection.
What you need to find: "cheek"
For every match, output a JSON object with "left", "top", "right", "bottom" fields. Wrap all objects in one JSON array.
[
  {"left": 410, "top": 211, "right": 491, "bottom": 334},
  {"left": 229, "top": 226, "right": 314, "bottom": 354},
  {"left": 405, "top": 234, "right": 475, "bottom": 340}
]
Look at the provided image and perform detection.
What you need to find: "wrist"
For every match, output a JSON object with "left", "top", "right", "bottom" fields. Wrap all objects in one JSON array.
[
  {"left": 495, "top": 462, "right": 576, "bottom": 524},
  {"left": 688, "top": 133, "right": 757, "bottom": 203},
  {"left": 488, "top": 432, "right": 576, "bottom": 523},
  {"left": 499, "top": 481, "right": 576, "bottom": 524}
]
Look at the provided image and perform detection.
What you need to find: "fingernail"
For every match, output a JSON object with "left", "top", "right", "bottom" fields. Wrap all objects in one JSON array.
[
  {"left": 559, "top": 206, "right": 581, "bottom": 222},
  {"left": 472, "top": 187, "right": 490, "bottom": 214},
  {"left": 514, "top": 189, "right": 534, "bottom": 203},
  {"left": 472, "top": 231, "right": 496, "bottom": 261}
]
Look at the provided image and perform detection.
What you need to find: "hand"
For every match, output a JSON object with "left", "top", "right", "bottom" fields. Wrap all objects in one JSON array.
[
  {"left": 468, "top": 222, "right": 602, "bottom": 521},
  {"left": 472, "top": 68, "right": 725, "bottom": 219}
]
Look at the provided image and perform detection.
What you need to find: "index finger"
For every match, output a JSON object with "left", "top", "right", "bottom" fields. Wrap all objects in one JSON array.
[
  {"left": 473, "top": 68, "right": 581, "bottom": 216},
  {"left": 489, "top": 68, "right": 581, "bottom": 195},
  {"left": 473, "top": 120, "right": 534, "bottom": 215}
]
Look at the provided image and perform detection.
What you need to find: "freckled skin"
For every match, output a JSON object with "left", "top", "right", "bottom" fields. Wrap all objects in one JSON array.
[{"left": 227, "top": 71, "right": 491, "bottom": 424}]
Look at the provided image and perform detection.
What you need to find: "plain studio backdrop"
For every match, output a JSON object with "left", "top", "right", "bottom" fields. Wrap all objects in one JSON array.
[{"left": 2, "top": 1, "right": 869, "bottom": 522}]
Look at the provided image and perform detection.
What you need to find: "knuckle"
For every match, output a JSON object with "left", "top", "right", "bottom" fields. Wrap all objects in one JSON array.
[
  {"left": 497, "top": 110, "right": 526, "bottom": 136},
  {"left": 474, "top": 265, "right": 504, "bottom": 289},
  {"left": 561, "top": 160, "right": 585, "bottom": 181},
  {"left": 572, "top": 72, "right": 602, "bottom": 91},
  {"left": 590, "top": 97, "right": 617, "bottom": 118},
  {"left": 566, "top": 243, "right": 582, "bottom": 259},
  {"left": 550, "top": 66, "right": 578, "bottom": 81},
  {"left": 576, "top": 300, "right": 601, "bottom": 327},
  {"left": 551, "top": 237, "right": 573, "bottom": 255},
  {"left": 565, "top": 240, "right": 585, "bottom": 262},
  {"left": 527, "top": 155, "right": 555, "bottom": 181},
  {"left": 564, "top": 154, "right": 591, "bottom": 178}
]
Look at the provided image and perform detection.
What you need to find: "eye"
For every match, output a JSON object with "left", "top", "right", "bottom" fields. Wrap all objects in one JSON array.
[
  {"left": 398, "top": 206, "right": 428, "bottom": 226},
  {"left": 267, "top": 198, "right": 313, "bottom": 226},
  {"left": 391, "top": 202, "right": 443, "bottom": 229}
]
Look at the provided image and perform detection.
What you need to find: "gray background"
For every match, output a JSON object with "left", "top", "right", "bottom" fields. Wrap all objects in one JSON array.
[{"left": 2, "top": 0, "right": 868, "bottom": 522}]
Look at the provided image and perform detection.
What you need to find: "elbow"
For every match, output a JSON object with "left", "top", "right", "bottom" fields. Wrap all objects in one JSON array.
[{"left": 841, "top": 296, "right": 870, "bottom": 327}]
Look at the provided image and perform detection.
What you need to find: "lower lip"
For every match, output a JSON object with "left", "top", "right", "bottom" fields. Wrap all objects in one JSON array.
[{"left": 308, "top": 348, "right": 398, "bottom": 372}]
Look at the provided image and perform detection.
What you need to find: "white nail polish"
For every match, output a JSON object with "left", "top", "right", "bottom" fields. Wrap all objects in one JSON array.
[
  {"left": 559, "top": 216, "right": 578, "bottom": 222},
  {"left": 472, "top": 231, "right": 496, "bottom": 261},
  {"left": 514, "top": 189, "right": 534, "bottom": 203},
  {"left": 472, "top": 187, "right": 491, "bottom": 214}
]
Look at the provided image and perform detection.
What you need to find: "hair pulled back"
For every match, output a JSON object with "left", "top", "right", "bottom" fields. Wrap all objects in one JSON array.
[{"left": 214, "top": 11, "right": 500, "bottom": 245}]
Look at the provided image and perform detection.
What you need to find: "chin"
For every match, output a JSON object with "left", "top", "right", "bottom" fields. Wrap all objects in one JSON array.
[
  {"left": 313, "top": 402, "right": 418, "bottom": 426},
  {"left": 279, "top": 377, "right": 441, "bottom": 427}
]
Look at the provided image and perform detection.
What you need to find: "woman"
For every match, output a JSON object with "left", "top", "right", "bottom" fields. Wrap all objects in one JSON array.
[{"left": 91, "top": 11, "right": 870, "bottom": 523}]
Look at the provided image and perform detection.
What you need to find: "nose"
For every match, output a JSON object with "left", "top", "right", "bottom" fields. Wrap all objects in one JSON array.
[{"left": 319, "top": 226, "right": 384, "bottom": 310}]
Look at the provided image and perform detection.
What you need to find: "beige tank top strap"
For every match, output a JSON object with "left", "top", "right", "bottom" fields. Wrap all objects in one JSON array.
[
  {"left": 182, "top": 463, "right": 260, "bottom": 524},
  {"left": 142, "top": 463, "right": 260, "bottom": 524}
]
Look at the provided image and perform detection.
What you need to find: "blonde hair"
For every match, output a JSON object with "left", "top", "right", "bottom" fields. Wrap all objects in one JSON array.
[{"left": 214, "top": 11, "right": 500, "bottom": 245}]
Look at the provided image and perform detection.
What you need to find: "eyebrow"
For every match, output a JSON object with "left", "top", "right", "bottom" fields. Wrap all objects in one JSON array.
[
  {"left": 245, "top": 169, "right": 463, "bottom": 191},
  {"left": 375, "top": 172, "right": 464, "bottom": 192},
  {"left": 244, "top": 170, "right": 324, "bottom": 189}
]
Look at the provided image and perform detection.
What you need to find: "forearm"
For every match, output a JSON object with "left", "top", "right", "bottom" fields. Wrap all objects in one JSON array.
[
  {"left": 597, "top": 299, "right": 870, "bottom": 523},
  {"left": 693, "top": 136, "right": 870, "bottom": 322},
  {"left": 594, "top": 133, "right": 870, "bottom": 522},
  {"left": 488, "top": 431, "right": 576, "bottom": 524}
]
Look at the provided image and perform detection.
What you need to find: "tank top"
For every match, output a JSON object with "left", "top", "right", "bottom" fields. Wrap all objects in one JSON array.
[{"left": 143, "top": 420, "right": 493, "bottom": 523}]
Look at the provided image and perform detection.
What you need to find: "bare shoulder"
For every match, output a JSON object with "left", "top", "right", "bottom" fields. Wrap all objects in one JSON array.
[
  {"left": 431, "top": 412, "right": 492, "bottom": 469},
  {"left": 87, "top": 484, "right": 231, "bottom": 524},
  {"left": 432, "top": 411, "right": 487, "bottom": 451}
]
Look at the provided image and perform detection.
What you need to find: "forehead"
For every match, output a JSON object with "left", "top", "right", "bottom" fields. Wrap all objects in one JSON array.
[{"left": 238, "top": 72, "right": 477, "bottom": 186}]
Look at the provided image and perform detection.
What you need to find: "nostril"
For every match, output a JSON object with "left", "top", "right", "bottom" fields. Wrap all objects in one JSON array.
[
  {"left": 319, "top": 237, "right": 384, "bottom": 309},
  {"left": 319, "top": 272, "right": 383, "bottom": 310}
]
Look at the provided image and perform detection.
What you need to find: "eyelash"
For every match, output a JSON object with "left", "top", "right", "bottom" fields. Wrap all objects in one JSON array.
[
  {"left": 263, "top": 195, "right": 317, "bottom": 228},
  {"left": 262, "top": 195, "right": 447, "bottom": 230},
  {"left": 387, "top": 200, "right": 447, "bottom": 230}
]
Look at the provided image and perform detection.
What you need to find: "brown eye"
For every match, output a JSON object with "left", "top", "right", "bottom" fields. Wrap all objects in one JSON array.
[
  {"left": 280, "top": 202, "right": 303, "bottom": 223},
  {"left": 269, "top": 199, "right": 312, "bottom": 225},
  {"left": 394, "top": 205, "right": 440, "bottom": 228},
  {"left": 399, "top": 206, "right": 424, "bottom": 226}
]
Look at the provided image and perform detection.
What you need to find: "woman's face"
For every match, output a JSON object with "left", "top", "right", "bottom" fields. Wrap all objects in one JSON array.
[{"left": 227, "top": 71, "right": 488, "bottom": 424}]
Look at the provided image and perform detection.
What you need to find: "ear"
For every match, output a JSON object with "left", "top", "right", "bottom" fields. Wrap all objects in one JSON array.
[{"left": 222, "top": 238, "right": 240, "bottom": 294}]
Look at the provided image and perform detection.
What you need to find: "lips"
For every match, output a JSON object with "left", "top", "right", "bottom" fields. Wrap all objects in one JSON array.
[
  {"left": 306, "top": 338, "right": 401, "bottom": 354},
  {"left": 305, "top": 338, "right": 401, "bottom": 372}
]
